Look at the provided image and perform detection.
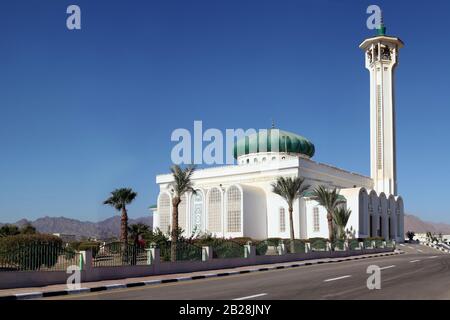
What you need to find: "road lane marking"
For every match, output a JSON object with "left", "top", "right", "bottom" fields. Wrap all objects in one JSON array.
[
  {"left": 428, "top": 256, "right": 438, "bottom": 259},
  {"left": 380, "top": 265, "right": 396, "bottom": 270},
  {"left": 417, "top": 249, "right": 423, "bottom": 252},
  {"left": 323, "top": 275, "right": 352, "bottom": 282},
  {"left": 409, "top": 260, "right": 421, "bottom": 263},
  {"left": 233, "top": 293, "right": 267, "bottom": 300},
  {"left": 407, "top": 246, "right": 414, "bottom": 249}
]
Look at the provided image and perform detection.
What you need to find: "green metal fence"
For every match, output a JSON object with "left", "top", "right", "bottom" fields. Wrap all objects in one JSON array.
[
  {"left": 92, "top": 242, "right": 147, "bottom": 267},
  {"left": 159, "top": 241, "right": 203, "bottom": 262},
  {"left": 210, "top": 240, "right": 245, "bottom": 259},
  {"left": 310, "top": 239, "right": 327, "bottom": 252},
  {"left": 284, "top": 239, "right": 306, "bottom": 254},
  {"left": 348, "top": 239, "right": 361, "bottom": 250},
  {"left": 363, "top": 239, "right": 374, "bottom": 249},
  {"left": 0, "top": 243, "right": 81, "bottom": 272},
  {"left": 332, "top": 240, "right": 345, "bottom": 251}
]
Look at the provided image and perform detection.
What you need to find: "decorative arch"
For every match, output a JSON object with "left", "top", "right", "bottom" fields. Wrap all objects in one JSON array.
[
  {"left": 158, "top": 192, "right": 171, "bottom": 234},
  {"left": 368, "top": 190, "right": 378, "bottom": 237},
  {"left": 359, "top": 188, "right": 369, "bottom": 236},
  {"left": 190, "top": 190, "right": 205, "bottom": 234},
  {"left": 388, "top": 195, "right": 396, "bottom": 239},
  {"left": 207, "top": 188, "right": 223, "bottom": 233},
  {"left": 178, "top": 194, "right": 188, "bottom": 233},
  {"left": 226, "top": 185, "right": 243, "bottom": 233},
  {"left": 379, "top": 193, "right": 388, "bottom": 239}
]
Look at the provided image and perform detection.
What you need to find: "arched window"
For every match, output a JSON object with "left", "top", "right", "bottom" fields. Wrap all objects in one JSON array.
[
  {"left": 272, "top": 156, "right": 276, "bottom": 161},
  {"left": 262, "top": 157, "right": 267, "bottom": 162},
  {"left": 279, "top": 208, "right": 286, "bottom": 233},
  {"left": 191, "top": 191, "right": 204, "bottom": 233},
  {"left": 178, "top": 194, "right": 187, "bottom": 232},
  {"left": 313, "top": 207, "right": 320, "bottom": 232},
  {"left": 158, "top": 193, "right": 171, "bottom": 234},
  {"left": 227, "top": 186, "right": 242, "bottom": 232},
  {"left": 254, "top": 158, "right": 258, "bottom": 163},
  {"left": 207, "top": 188, "right": 222, "bottom": 233}
]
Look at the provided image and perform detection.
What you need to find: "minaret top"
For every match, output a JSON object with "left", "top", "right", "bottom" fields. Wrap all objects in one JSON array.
[{"left": 377, "top": 10, "right": 386, "bottom": 36}]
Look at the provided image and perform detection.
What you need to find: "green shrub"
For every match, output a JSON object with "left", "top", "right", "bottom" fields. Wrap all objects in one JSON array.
[{"left": 0, "top": 234, "right": 63, "bottom": 270}]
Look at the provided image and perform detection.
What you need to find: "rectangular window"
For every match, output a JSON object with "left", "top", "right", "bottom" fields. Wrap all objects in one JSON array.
[
  {"left": 313, "top": 207, "right": 320, "bottom": 232},
  {"left": 279, "top": 208, "right": 286, "bottom": 233}
]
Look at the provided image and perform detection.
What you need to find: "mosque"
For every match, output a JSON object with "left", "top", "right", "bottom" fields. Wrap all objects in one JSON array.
[{"left": 152, "top": 23, "right": 405, "bottom": 242}]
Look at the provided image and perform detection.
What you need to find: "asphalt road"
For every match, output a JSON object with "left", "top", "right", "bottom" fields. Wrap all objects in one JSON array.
[{"left": 47, "top": 244, "right": 450, "bottom": 300}]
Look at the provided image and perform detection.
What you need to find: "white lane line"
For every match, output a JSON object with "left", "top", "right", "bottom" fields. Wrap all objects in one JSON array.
[
  {"left": 417, "top": 249, "right": 423, "bottom": 252},
  {"left": 380, "top": 265, "right": 396, "bottom": 270},
  {"left": 323, "top": 275, "right": 352, "bottom": 282},
  {"left": 399, "top": 244, "right": 405, "bottom": 246},
  {"left": 233, "top": 293, "right": 267, "bottom": 300},
  {"left": 407, "top": 246, "right": 414, "bottom": 249},
  {"left": 428, "top": 256, "right": 438, "bottom": 259},
  {"left": 409, "top": 260, "right": 421, "bottom": 263}
]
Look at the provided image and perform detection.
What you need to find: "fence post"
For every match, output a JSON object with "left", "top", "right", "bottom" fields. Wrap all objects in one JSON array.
[
  {"left": 326, "top": 242, "right": 332, "bottom": 252},
  {"left": 244, "top": 242, "right": 256, "bottom": 259},
  {"left": 382, "top": 241, "right": 387, "bottom": 248},
  {"left": 359, "top": 242, "right": 364, "bottom": 250},
  {"left": 344, "top": 240, "right": 349, "bottom": 251},
  {"left": 371, "top": 240, "right": 376, "bottom": 249},
  {"left": 278, "top": 241, "right": 286, "bottom": 255},
  {"left": 146, "top": 247, "right": 160, "bottom": 265},
  {"left": 78, "top": 250, "right": 92, "bottom": 272},
  {"left": 305, "top": 242, "right": 311, "bottom": 253},
  {"left": 202, "top": 246, "right": 213, "bottom": 261}
]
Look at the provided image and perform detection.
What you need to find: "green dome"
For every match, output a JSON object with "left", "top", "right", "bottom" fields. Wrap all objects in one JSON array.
[{"left": 233, "top": 129, "right": 315, "bottom": 159}]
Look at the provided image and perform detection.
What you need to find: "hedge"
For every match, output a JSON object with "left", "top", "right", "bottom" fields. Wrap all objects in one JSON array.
[{"left": 0, "top": 234, "right": 63, "bottom": 270}]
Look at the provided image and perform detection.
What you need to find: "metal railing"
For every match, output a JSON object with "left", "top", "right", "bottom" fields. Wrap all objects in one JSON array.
[
  {"left": 284, "top": 239, "right": 306, "bottom": 254},
  {"left": 332, "top": 240, "right": 345, "bottom": 251},
  {"left": 159, "top": 241, "right": 203, "bottom": 262},
  {"left": 92, "top": 242, "right": 147, "bottom": 267},
  {"left": 310, "top": 239, "right": 327, "bottom": 252},
  {"left": 0, "top": 243, "right": 81, "bottom": 272},
  {"left": 210, "top": 240, "right": 245, "bottom": 259}
]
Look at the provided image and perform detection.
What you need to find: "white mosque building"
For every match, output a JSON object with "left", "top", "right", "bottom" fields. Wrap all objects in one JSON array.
[{"left": 152, "top": 25, "right": 405, "bottom": 242}]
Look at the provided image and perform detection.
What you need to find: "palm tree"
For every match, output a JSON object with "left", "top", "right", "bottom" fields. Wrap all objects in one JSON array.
[
  {"left": 333, "top": 207, "right": 352, "bottom": 240},
  {"left": 128, "top": 223, "right": 150, "bottom": 245},
  {"left": 312, "top": 186, "right": 345, "bottom": 242},
  {"left": 103, "top": 188, "right": 137, "bottom": 259},
  {"left": 0, "top": 225, "right": 20, "bottom": 237},
  {"left": 271, "top": 176, "right": 310, "bottom": 253},
  {"left": 169, "top": 165, "right": 196, "bottom": 262}
]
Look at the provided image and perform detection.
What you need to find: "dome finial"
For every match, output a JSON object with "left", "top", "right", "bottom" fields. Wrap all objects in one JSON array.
[
  {"left": 377, "top": 10, "right": 386, "bottom": 36},
  {"left": 271, "top": 119, "right": 275, "bottom": 129}
]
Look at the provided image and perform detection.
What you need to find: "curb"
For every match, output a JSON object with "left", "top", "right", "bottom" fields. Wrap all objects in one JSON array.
[
  {"left": 0, "top": 251, "right": 400, "bottom": 301},
  {"left": 424, "top": 242, "right": 450, "bottom": 253}
]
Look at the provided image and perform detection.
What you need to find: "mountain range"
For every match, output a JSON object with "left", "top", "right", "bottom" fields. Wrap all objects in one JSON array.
[
  {"left": 0, "top": 216, "right": 153, "bottom": 240},
  {"left": 404, "top": 214, "right": 450, "bottom": 234},
  {"left": 1, "top": 214, "right": 449, "bottom": 239}
]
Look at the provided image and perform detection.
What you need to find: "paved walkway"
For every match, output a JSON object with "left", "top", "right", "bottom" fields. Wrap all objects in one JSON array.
[{"left": 0, "top": 250, "right": 401, "bottom": 299}]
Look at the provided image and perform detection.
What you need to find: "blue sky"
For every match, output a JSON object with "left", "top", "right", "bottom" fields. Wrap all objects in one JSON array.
[{"left": 0, "top": 0, "right": 449, "bottom": 223}]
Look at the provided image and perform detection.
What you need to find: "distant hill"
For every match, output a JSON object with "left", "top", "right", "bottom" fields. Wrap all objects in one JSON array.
[
  {"left": 404, "top": 214, "right": 450, "bottom": 234},
  {"left": 0, "top": 216, "right": 153, "bottom": 240},
  {"left": 2, "top": 214, "right": 449, "bottom": 238}
]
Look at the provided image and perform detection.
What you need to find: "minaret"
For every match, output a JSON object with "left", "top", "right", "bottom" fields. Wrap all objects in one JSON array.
[{"left": 360, "top": 15, "right": 404, "bottom": 196}]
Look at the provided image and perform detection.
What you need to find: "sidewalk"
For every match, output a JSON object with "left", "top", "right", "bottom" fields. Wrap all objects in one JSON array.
[{"left": 0, "top": 250, "right": 402, "bottom": 300}]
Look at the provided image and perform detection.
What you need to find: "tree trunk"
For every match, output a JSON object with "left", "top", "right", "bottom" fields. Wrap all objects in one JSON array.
[
  {"left": 289, "top": 206, "right": 295, "bottom": 253},
  {"left": 121, "top": 207, "right": 128, "bottom": 264},
  {"left": 171, "top": 197, "right": 181, "bottom": 262},
  {"left": 327, "top": 211, "right": 334, "bottom": 242}
]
